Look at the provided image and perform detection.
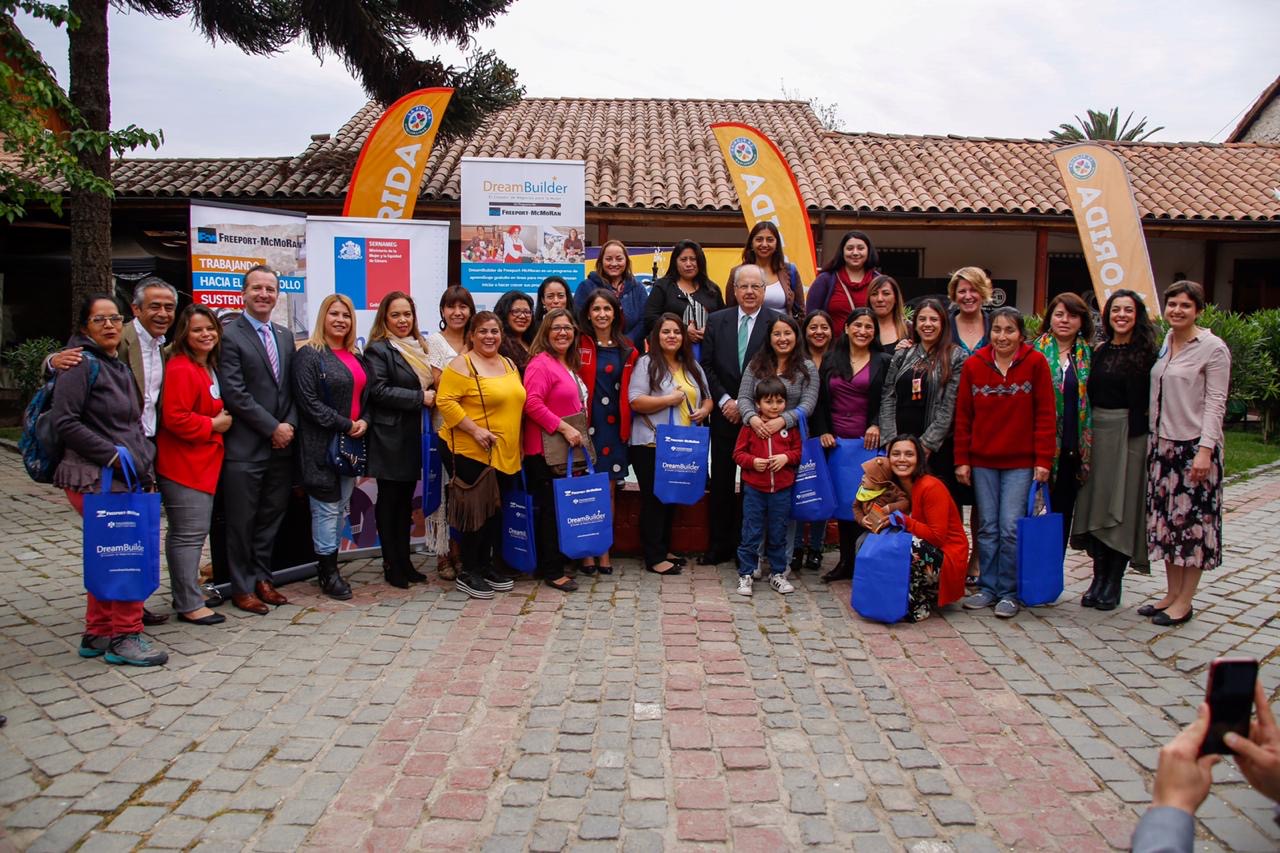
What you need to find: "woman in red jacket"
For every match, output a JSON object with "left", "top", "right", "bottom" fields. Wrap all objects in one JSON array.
[
  {"left": 157, "top": 306, "right": 233, "bottom": 626},
  {"left": 954, "top": 307, "right": 1056, "bottom": 619},
  {"left": 874, "top": 435, "right": 969, "bottom": 620}
]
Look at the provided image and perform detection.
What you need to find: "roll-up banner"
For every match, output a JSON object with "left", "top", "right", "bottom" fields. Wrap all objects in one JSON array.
[
  {"left": 344, "top": 88, "right": 453, "bottom": 219},
  {"left": 459, "top": 157, "right": 586, "bottom": 308},
  {"left": 188, "top": 200, "right": 308, "bottom": 339},
  {"left": 710, "top": 123, "right": 817, "bottom": 286},
  {"left": 304, "top": 216, "right": 451, "bottom": 346},
  {"left": 1052, "top": 144, "right": 1160, "bottom": 309}
]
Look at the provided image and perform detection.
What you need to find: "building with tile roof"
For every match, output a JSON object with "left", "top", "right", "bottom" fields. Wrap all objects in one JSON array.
[{"left": 4, "top": 98, "right": 1280, "bottom": 346}]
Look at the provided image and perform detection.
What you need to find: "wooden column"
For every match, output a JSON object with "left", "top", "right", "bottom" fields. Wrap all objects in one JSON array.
[
  {"left": 1033, "top": 228, "right": 1049, "bottom": 314},
  {"left": 1202, "top": 240, "right": 1218, "bottom": 305}
]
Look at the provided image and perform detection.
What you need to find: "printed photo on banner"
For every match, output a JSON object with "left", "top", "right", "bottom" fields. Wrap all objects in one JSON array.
[
  {"left": 459, "top": 157, "right": 586, "bottom": 298},
  {"left": 188, "top": 200, "right": 307, "bottom": 338}
]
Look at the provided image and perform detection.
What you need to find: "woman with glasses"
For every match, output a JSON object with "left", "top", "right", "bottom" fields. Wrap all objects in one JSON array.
[
  {"left": 51, "top": 295, "right": 166, "bottom": 666},
  {"left": 494, "top": 290, "right": 535, "bottom": 375}
]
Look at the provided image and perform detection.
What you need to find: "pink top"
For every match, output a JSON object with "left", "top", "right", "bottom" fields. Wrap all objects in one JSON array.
[
  {"left": 334, "top": 349, "right": 366, "bottom": 420},
  {"left": 522, "top": 351, "right": 586, "bottom": 455}
]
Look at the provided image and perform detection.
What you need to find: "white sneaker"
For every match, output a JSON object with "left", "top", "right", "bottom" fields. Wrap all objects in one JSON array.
[
  {"left": 736, "top": 576, "right": 753, "bottom": 596},
  {"left": 770, "top": 574, "right": 795, "bottom": 594}
]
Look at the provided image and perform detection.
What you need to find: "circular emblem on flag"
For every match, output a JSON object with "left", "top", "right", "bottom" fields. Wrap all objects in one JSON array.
[
  {"left": 729, "top": 136, "right": 759, "bottom": 168},
  {"left": 1067, "top": 154, "right": 1097, "bottom": 180},
  {"left": 403, "top": 105, "right": 434, "bottom": 137}
]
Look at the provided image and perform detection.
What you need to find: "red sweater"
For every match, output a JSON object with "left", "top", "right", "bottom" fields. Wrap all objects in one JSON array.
[
  {"left": 156, "top": 354, "right": 225, "bottom": 493},
  {"left": 576, "top": 334, "right": 639, "bottom": 441},
  {"left": 954, "top": 343, "right": 1056, "bottom": 470},
  {"left": 899, "top": 475, "right": 969, "bottom": 607},
  {"left": 733, "top": 426, "right": 802, "bottom": 493}
]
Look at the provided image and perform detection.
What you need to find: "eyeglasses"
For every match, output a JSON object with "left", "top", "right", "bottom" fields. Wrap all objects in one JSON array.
[
  {"left": 89, "top": 315, "right": 126, "bottom": 327},
  {"left": 550, "top": 325, "right": 575, "bottom": 333},
  {"left": 736, "top": 284, "right": 764, "bottom": 292},
  {"left": 509, "top": 309, "right": 533, "bottom": 318}
]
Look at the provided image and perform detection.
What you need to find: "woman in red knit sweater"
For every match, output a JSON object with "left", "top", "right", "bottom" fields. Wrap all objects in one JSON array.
[
  {"left": 871, "top": 435, "right": 969, "bottom": 621},
  {"left": 954, "top": 308, "right": 1056, "bottom": 619}
]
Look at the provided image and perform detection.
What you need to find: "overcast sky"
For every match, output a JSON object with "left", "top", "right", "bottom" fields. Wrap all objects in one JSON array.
[{"left": 18, "top": 0, "right": 1280, "bottom": 159}]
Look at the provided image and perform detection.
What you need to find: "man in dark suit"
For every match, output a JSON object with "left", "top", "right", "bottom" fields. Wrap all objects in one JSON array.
[
  {"left": 698, "top": 264, "right": 781, "bottom": 564},
  {"left": 216, "top": 266, "right": 298, "bottom": 615}
]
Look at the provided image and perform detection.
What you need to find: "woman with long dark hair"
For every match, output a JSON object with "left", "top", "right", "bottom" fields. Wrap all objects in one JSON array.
[
  {"left": 576, "top": 289, "right": 639, "bottom": 575},
  {"left": 1141, "top": 281, "right": 1231, "bottom": 627},
  {"left": 813, "top": 307, "right": 892, "bottom": 581},
  {"left": 642, "top": 239, "right": 724, "bottom": 343},
  {"left": 365, "top": 291, "right": 436, "bottom": 590},
  {"left": 628, "top": 313, "right": 714, "bottom": 575},
  {"left": 1072, "top": 289, "right": 1158, "bottom": 611},
  {"left": 573, "top": 240, "right": 647, "bottom": 346},
  {"left": 726, "top": 221, "right": 805, "bottom": 322},
  {"left": 868, "top": 274, "right": 912, "bottom": 352},
  {"left": 806, "top": 230, "right": 879, "bottom": 335},
  {"left": 424, "top": 285, "right": 475, "bottom": 580},
  {"left": 879, "top": 298, "right": 966, "bottom": 487},
  {"left": 535, "top": 276, "right": 573, "bottom": 331},
  {"left": 494, "top": 290, "right": 535, "bottom": 375}
]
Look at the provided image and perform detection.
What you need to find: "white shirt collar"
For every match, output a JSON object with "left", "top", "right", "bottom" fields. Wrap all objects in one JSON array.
[
  {"left": 737, "top": 305, "right": 762, "bottom": 322},
  {"left": 133, "top": 317, "right": 164, "bottom": 348}
]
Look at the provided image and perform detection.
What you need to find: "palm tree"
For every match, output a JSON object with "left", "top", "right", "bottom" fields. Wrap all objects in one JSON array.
[
  {"left": 1050, "top": 108, "right": 1164, "bottom": 143},
  {"left": 65, "top": 0, "right": 524, "bottom": 323}
]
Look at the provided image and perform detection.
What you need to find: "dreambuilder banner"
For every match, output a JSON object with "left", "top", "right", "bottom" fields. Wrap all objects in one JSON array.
[
  {"left": 1052, "top": 144, "right": 1160, "bottom": 308},
  {"left": 459, "top": 157, "right": 586, "bottom": 307},
  {"left": 304, "top": 216, "right": 450, "bottom": 346},
  {"left": 710, "top": 123, "right": 817, "bottom": 286},
  {"left": 189, "top": 200, "right": 307, "bottom": 338}
]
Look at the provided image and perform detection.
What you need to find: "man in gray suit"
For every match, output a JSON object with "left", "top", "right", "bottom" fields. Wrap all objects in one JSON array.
[{"left": 216, "top": 266, "right": 298, "bottom": 615}]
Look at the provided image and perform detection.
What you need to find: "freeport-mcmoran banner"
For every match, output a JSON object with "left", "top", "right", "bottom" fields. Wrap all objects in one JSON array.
[
  {"left": 1053, "top": 143, "right": 1160, "bottom": 309},
  {"left": 711, "top": 123, "right": 817, "bottom": 285},
  {"left": 343, "top": 88, "right": 453, "bottom": 219}
]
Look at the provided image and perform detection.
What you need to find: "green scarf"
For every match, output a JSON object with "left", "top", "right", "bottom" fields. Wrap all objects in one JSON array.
[{"left": 1033, "top": 333, "right": 1092, "bottom": 481}]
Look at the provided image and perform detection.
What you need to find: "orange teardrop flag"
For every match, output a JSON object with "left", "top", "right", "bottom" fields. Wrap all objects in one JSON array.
[
  {"left": 711, "top": 123, "right": 817, "bottom": 285},
  {"left": 1052, "top": 143, "right": 1160, "bottom": 309},
  {"left": 343, "top": 88, "right": 453, "bottom": 219}
]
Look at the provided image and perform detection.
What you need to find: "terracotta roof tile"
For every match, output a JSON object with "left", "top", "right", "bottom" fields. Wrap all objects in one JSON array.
[{"left": 101, "top": 98, "right": 1280, "bottom": 223}]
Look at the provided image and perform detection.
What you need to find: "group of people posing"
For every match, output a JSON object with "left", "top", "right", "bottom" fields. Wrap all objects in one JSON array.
[{"left": 48, "top": 224, "right": 1231, "bottom": 667}]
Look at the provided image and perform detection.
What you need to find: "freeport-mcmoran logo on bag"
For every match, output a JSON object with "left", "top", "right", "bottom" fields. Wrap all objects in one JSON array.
[{"left": 96, "top": 508, "right": 140, "bottom": 519}]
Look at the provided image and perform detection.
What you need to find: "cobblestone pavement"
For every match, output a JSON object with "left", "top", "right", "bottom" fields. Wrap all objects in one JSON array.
[{"left": 1, "top": 445, "right": 1278, "bottom": 852}]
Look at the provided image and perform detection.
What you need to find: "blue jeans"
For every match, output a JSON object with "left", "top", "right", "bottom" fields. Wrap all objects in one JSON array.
[
  {"left": 972, "top": 467, "right": 1033, "bottom": 600},
  {"left": 738, "top": 485, "right": 792, "bottom": 578},
  {"left": 309, "top": 477, "right": 356, "bottom": 556}
]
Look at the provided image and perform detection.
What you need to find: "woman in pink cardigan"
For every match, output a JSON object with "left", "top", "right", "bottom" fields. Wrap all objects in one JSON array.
[{"left": 523, "top": 308, "right": 591, "bottom": 591}]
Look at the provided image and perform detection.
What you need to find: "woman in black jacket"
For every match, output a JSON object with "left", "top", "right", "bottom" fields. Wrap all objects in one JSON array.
[
  {"left": 642, "top": 240, "right": 724, "bottom": 344},
  {"left": 291, "top": 294, "right": 368, "bottom": 601},
  {"left": 811, "top": 307, "right": 891, "bottom": 582},
  {"left": 364, "top": 291, "right": 436, "bottom": 589}
]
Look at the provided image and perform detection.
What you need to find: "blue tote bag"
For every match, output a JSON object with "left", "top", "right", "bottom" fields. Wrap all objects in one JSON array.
[
  {"left": 1016, "top": 482, "right": 1065, "bottom": 606},
  {"left": 654, "top": 406, "right": 709, "bottom": 506},
  {"left": 421, "top": 412, "right": 443, "bottom": 519},
  {"left": 553, "top": 447, "right": 614, "bottom": 559},
  {"left": 829, "top": 439, "right": 884, "bottom": 521},
  {"left": 501, "top": 471, "right": 537, "bottom": 573},
  {"left": 790, "top": 412, "right": 835, "bottom": 522},
  {"left": 851, "top": 515, "right": 913, "bottom": 623},
  {"left": 83, "top": 446, "right": 161, "bottom": 602}
]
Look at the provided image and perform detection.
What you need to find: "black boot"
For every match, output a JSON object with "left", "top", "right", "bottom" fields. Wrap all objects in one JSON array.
[
  {"left": 1094, "top": 550, "right": 1126, "bottom": 611},
  {"left": 317, "top": 552, "right": 353, "bottom": 600},
  {"left": 1080, "top": 557, "right": 1105, "bottom": 608},
  {"left": 383, "top": 562, "right": 410, "bottom": 590},
  {"left": 790, "top": 548, "right": 808, "bottom": 574},
  {"left": 805, "top": 548, "right": 823, "bottom": 573}
]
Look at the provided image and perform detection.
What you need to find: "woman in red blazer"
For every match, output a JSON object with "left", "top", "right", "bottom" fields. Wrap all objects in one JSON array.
[
  {"left": 871, "top": 434, "right": 970, "bottom": 621},
  {"left": 156, "top": 306, "right": 233, "bottom": 626}
]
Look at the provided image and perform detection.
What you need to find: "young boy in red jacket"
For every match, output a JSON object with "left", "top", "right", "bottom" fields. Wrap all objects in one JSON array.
[{"left": 733, "top": 377, "right": 802, "bottom": 596}]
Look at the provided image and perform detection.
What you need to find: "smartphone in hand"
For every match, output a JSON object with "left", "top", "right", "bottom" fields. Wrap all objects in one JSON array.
[{"left": 1200, "top": 657, "right": 1258, "bottom": 756}]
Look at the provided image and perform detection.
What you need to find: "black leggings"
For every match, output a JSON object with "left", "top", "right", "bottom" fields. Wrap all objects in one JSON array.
[
  {"left": 523, "top": 455, "right": 571, "bottom": 579},
  {"left": 439, "top": 446, "right": 514, "bottom": 575},
  {"left": 375, "top": 479, "right": 416, "bottom": 572}
]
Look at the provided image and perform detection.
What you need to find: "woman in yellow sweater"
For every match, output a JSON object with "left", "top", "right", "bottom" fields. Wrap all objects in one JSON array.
[{"left": 435, "top": 311, "right": 527, "bottom": 599}]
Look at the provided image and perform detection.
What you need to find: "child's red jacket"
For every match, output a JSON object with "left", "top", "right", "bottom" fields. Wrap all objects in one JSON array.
[{"left": 733, "top": 425, "right": 802, "bottom": 493}]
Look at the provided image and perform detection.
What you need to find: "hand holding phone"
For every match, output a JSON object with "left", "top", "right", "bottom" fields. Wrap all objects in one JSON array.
[
  {"left": 1225, "top": 680, "right": 1280, "bottom": 802},
  {"left": 1201, "top": 657, "right": 1258, "bottom": 756}
]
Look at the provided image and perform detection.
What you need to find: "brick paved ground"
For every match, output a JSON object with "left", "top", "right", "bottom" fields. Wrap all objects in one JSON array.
[{"left": 1, "top": 444, "right": 1278, "bottom": 851}]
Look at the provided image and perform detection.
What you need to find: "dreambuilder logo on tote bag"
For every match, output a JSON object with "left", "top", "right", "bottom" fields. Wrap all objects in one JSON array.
[
  {"left": 654, "top": 407, "right": 709, "bottom": 506},
  {"left": 83, "top": 446, "right": 161, "bottom": 602},
  {"left": 553, "top": 447, "right": 614, "bottom": 559}
]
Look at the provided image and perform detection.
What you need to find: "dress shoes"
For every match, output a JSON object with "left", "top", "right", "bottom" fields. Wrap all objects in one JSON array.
[
  {"left": 254, "top": 581, "right": 288, "bottom": 606},
  {"left": 142, "top": 607, "right": 169, "bottom": 626},
  {"left": 178, "top": 611, "right": 226, "bottom": 626},
  {"left": 231, "top": 593, "right": 269, "bottom": 615},
  {"left": 1151, "top": 608, "right": 1193, "bottom": 627},
  {"left": 699, "top": 550, "right": 733, "bottom": 566}
]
